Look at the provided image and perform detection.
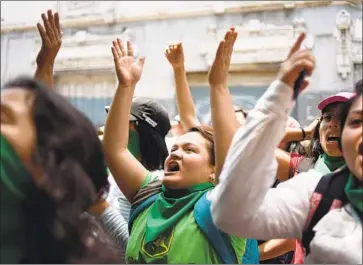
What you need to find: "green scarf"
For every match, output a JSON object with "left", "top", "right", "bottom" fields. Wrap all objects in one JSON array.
[
  {"left": 105, "top": 131, "right": 140, "bottom": 177},
  {"left": 0, "top": 134, "right": 34, "bottom": 263},
  {"left": 344, "top": 174, "right": 363, "bottom": 215},
  {"left": 145, "top": 182, "right": 214, "bottom": 243},
  {"left": 0, "top": 134, "right": 33, "bottom": 198},
  {"left": 128, "top": 130, "right": 141, "bottom": 158},
  {"left": 322, "top": 153, "right": 346, "bottom": 172}
]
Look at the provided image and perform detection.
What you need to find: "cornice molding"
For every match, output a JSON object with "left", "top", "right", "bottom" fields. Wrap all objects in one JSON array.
[{"left": 1, "top": 1, "right": 359, "bottom": 34}]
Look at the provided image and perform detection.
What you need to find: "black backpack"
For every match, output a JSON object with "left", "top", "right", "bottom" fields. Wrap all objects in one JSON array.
[{"left": 301, "top": 166, "right": 357, "bottom": 255}]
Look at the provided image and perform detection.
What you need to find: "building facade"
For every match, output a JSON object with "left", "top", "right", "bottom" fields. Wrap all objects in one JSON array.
[{"left": 1, "top": 1, "right": 362, "bottom": 126}]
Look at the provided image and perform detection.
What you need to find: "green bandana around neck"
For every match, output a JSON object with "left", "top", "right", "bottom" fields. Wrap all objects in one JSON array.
[
  {"left": 322, "top": 153, "right": 346, "bottom": 172},
  {"left": 144, "top": 182, "right": 214, "bottom": 243},
  {"left": 128, "top": 130, "right": 141, "bottom": 158},
  {"left": 0, "top": 134, "right": 34, "bottom": 263},
  {"left": 344, "top": 174, "right": 363, "bottom": 216},
  {"left": 0, "top": 134, "right": 33, "bottom": 198}
]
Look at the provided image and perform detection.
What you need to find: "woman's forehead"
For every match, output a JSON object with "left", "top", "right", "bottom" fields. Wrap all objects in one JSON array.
[
  {"left": 1, "top": 88, "right": 34, "bottom": 104},
  {"left": 322, "top": 102, "right": 343, "bottom": 114},
  {"left": 175, "top": 131, "right": 205, "bottom": 146}
]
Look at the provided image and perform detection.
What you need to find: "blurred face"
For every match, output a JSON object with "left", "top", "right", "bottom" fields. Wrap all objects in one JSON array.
[
  {"left": 341, "top": 95, "right": 362, "bottom": 181},
  {"left": 319, "top": 103, "right": 343, "bottom": 157},
  {"left": 163, "top": 131, "right": 215, "bottom": 189},
  {"left": 0, "top": 88, "right": 37, "bottom": 175},
  {"left": 170, "top": 122, "right": 183, "bottom": 137}
]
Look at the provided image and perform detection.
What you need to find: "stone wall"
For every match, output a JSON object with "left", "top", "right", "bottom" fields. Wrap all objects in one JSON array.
[{"left": 1, "top": 1, "right": 362, "bottom": 125}]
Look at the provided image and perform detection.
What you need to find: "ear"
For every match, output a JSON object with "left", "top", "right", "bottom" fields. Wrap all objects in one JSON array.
[{"left": 208, "top": 167, "right": 216, "bottom": 184}]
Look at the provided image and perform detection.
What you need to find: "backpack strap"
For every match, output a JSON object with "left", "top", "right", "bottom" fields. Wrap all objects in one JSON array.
[
  {"left": 242, "top": 238, "right": 260, "bottom": 264},
  {"left": 128, "top": 193, "right": 159, "bottom": 233},
  {"left": 302, "top": 167, "right": 349, "bottom": 255},
  {"left": 194, "top": 193, "right": 238, "bottom": 264}
]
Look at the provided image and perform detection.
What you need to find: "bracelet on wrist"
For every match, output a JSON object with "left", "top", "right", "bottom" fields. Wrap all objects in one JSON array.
[{"left": 300, "top": 127, "right": 306, "bottom": 140}]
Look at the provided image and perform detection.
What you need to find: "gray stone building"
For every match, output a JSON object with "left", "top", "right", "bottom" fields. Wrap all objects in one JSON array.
[{"left": 1, "top": 1, "right": 362, "bottom": 127}]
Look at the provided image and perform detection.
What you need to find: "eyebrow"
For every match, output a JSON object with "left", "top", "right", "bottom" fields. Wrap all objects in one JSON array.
[
  {"left": 348, "top": 110, "right": 362, "bottom": 115},
  {"left": 171, "top": 142, "right": 198, "bottom": 150}
]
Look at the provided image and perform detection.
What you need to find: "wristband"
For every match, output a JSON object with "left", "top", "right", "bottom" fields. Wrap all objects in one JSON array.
[{"left": 300, "top": 127, "right": 306, "bottom": 140}]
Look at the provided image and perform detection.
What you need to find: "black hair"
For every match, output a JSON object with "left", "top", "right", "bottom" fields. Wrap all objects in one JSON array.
[
  {"left": 338, "top": 79, "right": 363, "bottom": 150},
  {"left": 286, "top": 141, "right": 308, "bottom": 156},
  {"left": 308, "top": 101, "right": 347, "bottom": 161},
  {"left": 136, "top": 120, "right": 169, "bottom": 171},
  {"left": 309, "top": 120, "right": 324, "bottom": 162},
  {"left": 3, "top": 77, "right": 119, "bottom": 263}
]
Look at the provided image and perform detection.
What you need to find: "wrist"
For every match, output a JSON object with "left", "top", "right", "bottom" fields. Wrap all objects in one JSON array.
[
  {"left": 210, "top": 84, "right": 228, "bottom": 91},
  {"left": 172, "top": 65, "right": 185, "bottom": 72},
  {"left": 117, "top": 83, "right": 136, "bottom": 91},
  {"left": 300, "top": 127, "right": 306, "bottom": 140},
  {"left": 36, "top": 63, "right": 54, "bottom": 71}
]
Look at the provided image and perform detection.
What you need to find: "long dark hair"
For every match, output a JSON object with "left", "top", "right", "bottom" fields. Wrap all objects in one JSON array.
[
  {"left": 338, "top": 79, "right": 363, "bottom": 150},
  {"left": 3, "top": 77, "right": 118, "bottom": 263},
  {"left": 136, "top": 120, "right": 169, "bottom": 171},
  {"left": 309, "top": 120, "right": 324, "bottom": 162}
]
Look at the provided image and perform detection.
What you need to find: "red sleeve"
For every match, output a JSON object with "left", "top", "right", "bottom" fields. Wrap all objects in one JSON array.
[{"left": 289, "top": 153, "right": 305, "bottom": 179}]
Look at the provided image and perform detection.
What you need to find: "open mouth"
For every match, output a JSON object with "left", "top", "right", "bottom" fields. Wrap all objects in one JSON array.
[
  {"left": 327, "top": 136, "right": 340, "bottom": 143},
  {"left": 359, "top": 142, "right": 363, "bottom": 156},
  {"left": 166, "top": 161, "right": 180, "bottom": 173}
]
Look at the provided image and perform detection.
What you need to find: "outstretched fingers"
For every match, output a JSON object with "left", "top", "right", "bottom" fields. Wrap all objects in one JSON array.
[
  {"left": 111, "top": 46, "right": 119, "bottom": 62},
  {"left": 113, "top": 40, "right": 123, "bottom": 58},
  {"left": 54, "top": 12, "right": 62, "bottom": 41},
  {"left": 37, "top": 23, "right": 51, "bottom": 46},
  {"left": 138, "top": 56, "right": 146, "bottom": 68},
  {"left": 287, "top": 32, "right": 306, "bottom": 59},
  {"left": 127, "top": 40, "right": 134, "bottom": 57},
  {"left": 41, "top": 12, "right": 55, "bottom": 41},
  {"left": 117, "top": 38, "right": 126, "bottom": 57}
]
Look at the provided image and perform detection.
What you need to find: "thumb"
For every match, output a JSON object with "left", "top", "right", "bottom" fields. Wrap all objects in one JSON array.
[
  {"left": 300, "top": 79, "right": 309, "bottom": 91},
  {"left": 138, "top": 56, "right": 146, "bottom": 67}
]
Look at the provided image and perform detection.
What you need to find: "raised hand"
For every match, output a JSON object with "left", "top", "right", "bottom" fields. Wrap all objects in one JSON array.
[
  {"left": 277, "top": 33, "right": 315, "bottom": 91},
  {"left": 208, "top": 27, "right": 238, "bottom": 89},
  {"left": 36, "top": 9, "right": 62, "bottom": 66},
  {"left": 165, "top": 43, "right": 185, "bottom": 69},
  {"left": 111, "top": 39, "right": 145, "bottom": 88},
  {"left": 304, "top": 117, "right": 320, "bottom": 139}
]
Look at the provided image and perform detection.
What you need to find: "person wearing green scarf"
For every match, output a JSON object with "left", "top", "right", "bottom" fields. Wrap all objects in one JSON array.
[
  {"left": 210, "top": 76, "right": 363, "bottom": 264},
  {"left": 0, "top": 134, "right": 35, "bottom": 264},
  {"left": 144, "top": 182, "right": 214, "bottom": 243},
  {"left": 104, "top": 80, "right": 247, "bottom": 263}
]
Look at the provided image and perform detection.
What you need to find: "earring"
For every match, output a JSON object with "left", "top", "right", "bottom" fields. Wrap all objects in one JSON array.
[{"left": 208, "top": 175, "right": 215, "bottom": 184}]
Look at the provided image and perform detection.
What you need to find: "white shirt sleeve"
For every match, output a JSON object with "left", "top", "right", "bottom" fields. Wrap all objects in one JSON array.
[{"left": 210, "top": 80, "right": 319, "bottom": 239}]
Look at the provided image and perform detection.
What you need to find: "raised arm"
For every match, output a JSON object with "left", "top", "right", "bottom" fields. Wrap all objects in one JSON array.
[
  {"left": 275, "top": 118, "right": 319, "bottom": 181},
  {"left": 165, "top": 43, "right": 200, "bottom": 131},
  {"left": 280, "top": 118, "right": 319, "bottom": 143},
  {"left": 103, "top": 39, "right": 148, "bottom": 202},
  {"left": 34, "top": 10, "right": 62, "bottom": 89},
  {"left": 208, "top": 28, "right": 240, "bottom": 179},
  {"left": 211, "top": 33, "right": 317, "bottom": 239}
]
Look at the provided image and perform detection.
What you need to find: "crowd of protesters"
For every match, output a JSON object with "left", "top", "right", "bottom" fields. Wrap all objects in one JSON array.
[{"left": 1, "top": 9, "right": 362, "bottom": 264}]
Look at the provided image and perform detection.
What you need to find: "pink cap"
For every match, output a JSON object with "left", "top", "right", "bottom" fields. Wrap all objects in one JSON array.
[{"left": 318, "top": 92, "right": 356, "bottom": 111}]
